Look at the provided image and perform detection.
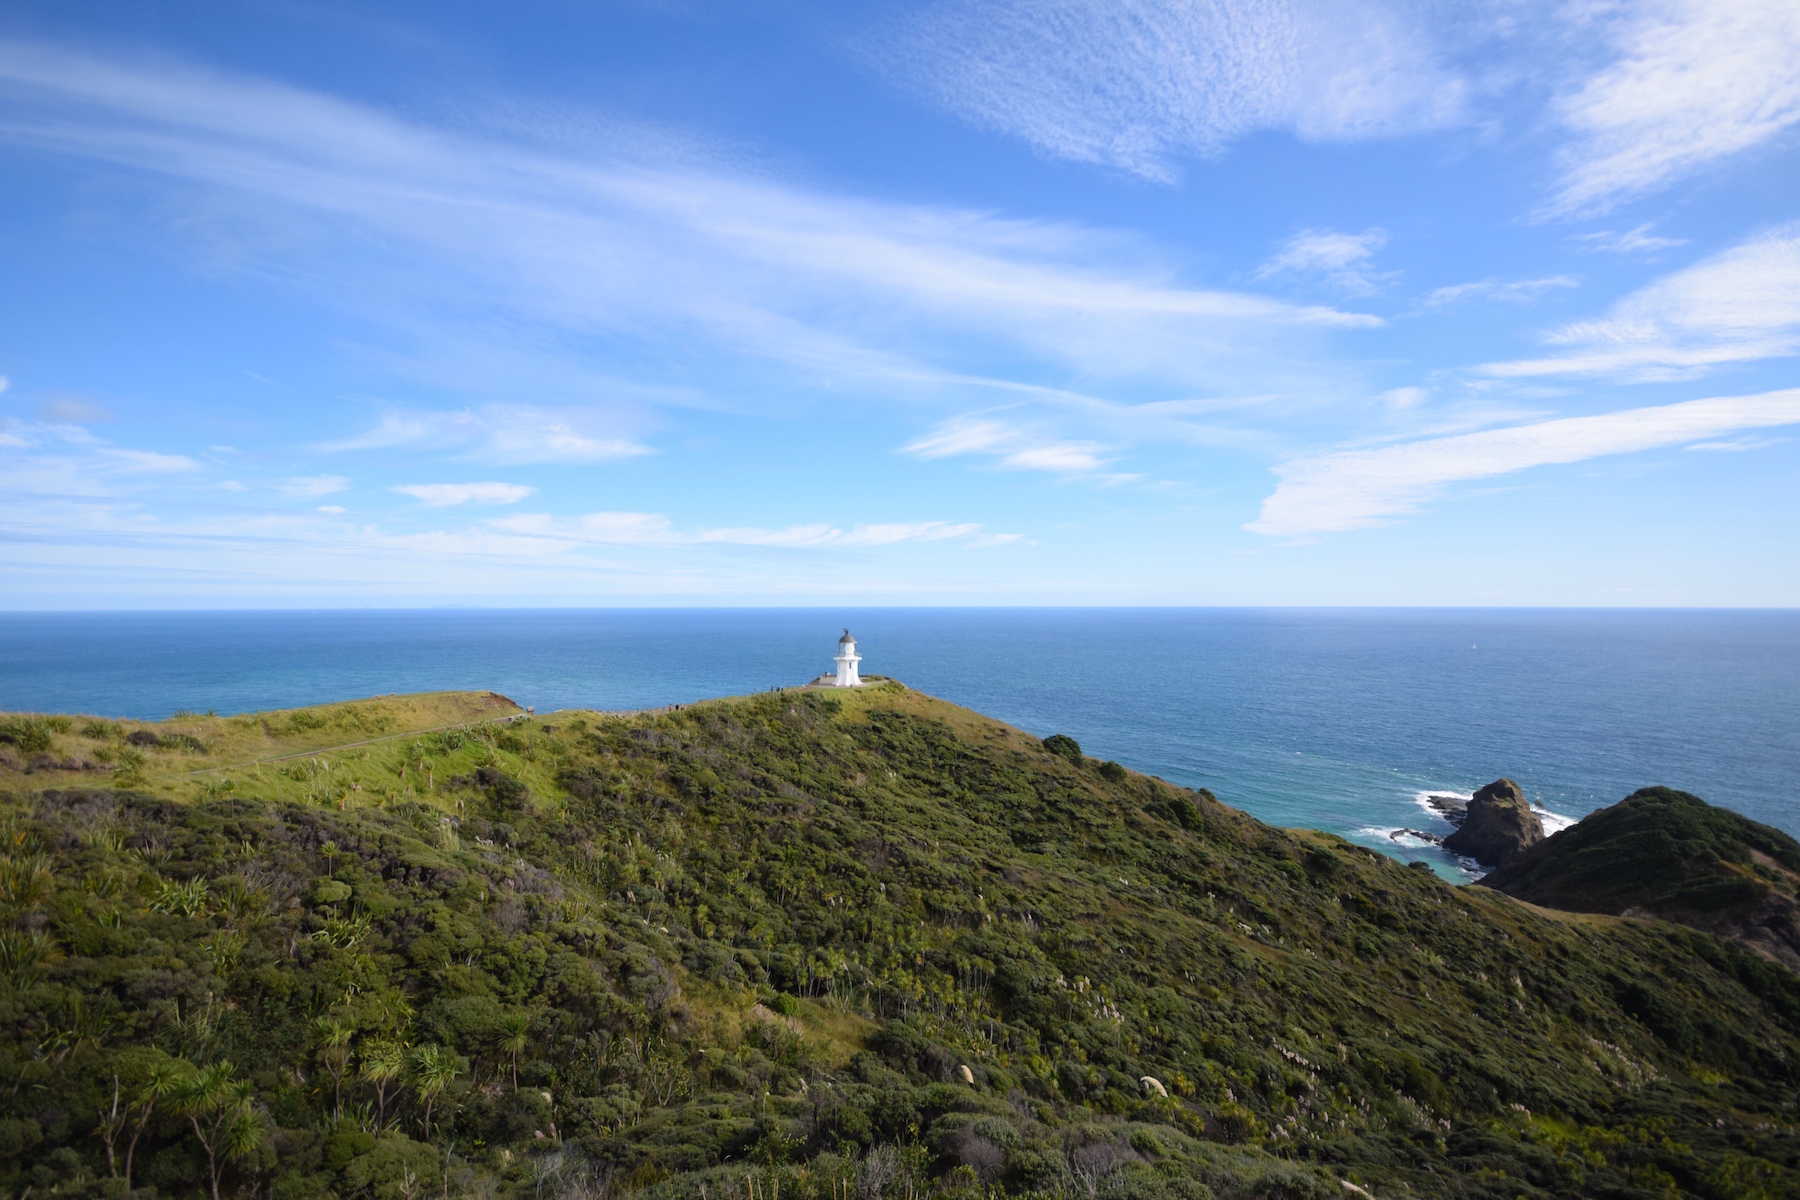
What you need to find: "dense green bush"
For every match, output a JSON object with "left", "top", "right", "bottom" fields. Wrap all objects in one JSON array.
[
  {"left": 1, "top": 690, "right": 1797, "bottom": 1200},
  {"left": 0, "top": 718, "right": 56, "bottom": 755}
]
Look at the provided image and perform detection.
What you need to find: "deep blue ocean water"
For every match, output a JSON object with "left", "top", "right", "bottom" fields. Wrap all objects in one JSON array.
[{"left": 3, "top": 608, "right": 1796, "bottom": 877}]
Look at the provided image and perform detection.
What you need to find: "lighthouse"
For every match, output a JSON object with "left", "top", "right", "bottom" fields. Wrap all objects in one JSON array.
[{"left": 833, "top": 629, "right": 863, "bottom": 687}]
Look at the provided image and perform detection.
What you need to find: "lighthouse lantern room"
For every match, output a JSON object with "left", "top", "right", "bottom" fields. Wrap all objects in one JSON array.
[{"left": 833, "top": 629, "right": 863, "bottom": 687}]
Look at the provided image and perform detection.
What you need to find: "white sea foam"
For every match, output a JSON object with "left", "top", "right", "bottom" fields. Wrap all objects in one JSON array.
[
  {"left": 1413, "top": 789, "right": 1467, "bottom": 823},
  {"left": 1360, "top": 825, "right": 1436, "bottom": 849},
  {"left": 1535, "top": 806, "right": 1578, "bottom": 835}
]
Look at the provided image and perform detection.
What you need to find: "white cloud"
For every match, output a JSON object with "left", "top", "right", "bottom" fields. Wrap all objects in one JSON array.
[
  {"left": 1481, "top": 223, "right": 1800, "bottom": 380},
  {"left": 1570, "top": 224, "right": 1688, "bottom": 255},
  {"left": 998, "top": 443, "right": 1107, "bottom": 472},
  {"left": 106, "top": 449, "right": 199, "bottom": 473},
  {"left": 1247, "top": 388, "right": 1800, "bottom": 537},
  {"left": 316, "top": 505, "right": 347, "bottom": 514},
  {"left": 903, "top": 416, "right": 1110, "bottom": 472},
  {"left": 322, "top": 408, "right": 651, "bottom": 464},
  {"left": 1257, "top": 230, "right": 1392, "bottom": 295},
  {"left": 279, "top": 474, "right": 350, "bottom": 498},
  {"left": 394, "top": 482, "right": 536, "bottom": 507},
  {"left": 0, "top": 38, "right": 1376, "bottom": 427},
  {"left": 1683, "top": 435, "right": 1786, "bottom": 452},
  {"left": 0, "top": 420, "right": 200, "bottom": 525},
  {"left": 0, "top": 414, "right": 197, "bottom": 471},
  {"left": 1420, "top": 276, "right": 1578, "bottom": 309},
  {"left": 0, "top": 490, "right": 1029, "bottom": 606},
  {"left": 481, "top": 511, "right": 1006, "bottom": 550},
  {"left": 879, "top": 0, "right": 1463, "bottom": 182},
  {"left": 1548, "top": 0, "right": 1800, "bottom": 216}
]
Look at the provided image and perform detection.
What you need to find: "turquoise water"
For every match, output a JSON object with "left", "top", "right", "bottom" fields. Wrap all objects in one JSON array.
[{"left": 3, "top": 608, "right": 1796, "bottom": 875}]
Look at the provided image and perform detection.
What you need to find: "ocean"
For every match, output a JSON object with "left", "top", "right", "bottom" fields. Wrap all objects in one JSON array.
[{"left": 3, "top": 608, "right": 1796, "bottom": 878}]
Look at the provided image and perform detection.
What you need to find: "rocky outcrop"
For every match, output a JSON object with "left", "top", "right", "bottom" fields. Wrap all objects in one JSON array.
[{"left": 1443, "top": 778, "right": 1544, "bottom": 867}]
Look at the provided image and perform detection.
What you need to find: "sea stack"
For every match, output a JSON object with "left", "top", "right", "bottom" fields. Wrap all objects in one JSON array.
[{"left": 1444, "top": 778, "right": 1545, "bottom": 866}]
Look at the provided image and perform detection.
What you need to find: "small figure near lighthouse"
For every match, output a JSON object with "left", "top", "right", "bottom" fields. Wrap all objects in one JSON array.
[{"left": 833, "top": 629, "right": 863, "bottom": 687}]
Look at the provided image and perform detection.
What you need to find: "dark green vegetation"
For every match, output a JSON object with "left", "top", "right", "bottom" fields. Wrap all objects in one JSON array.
[
  {"left": 1484, "top": 786, "right": 1800, "bottom": 973},
  {"left": 3, "top": 686, "right": 1799, "bottom": 1200}
]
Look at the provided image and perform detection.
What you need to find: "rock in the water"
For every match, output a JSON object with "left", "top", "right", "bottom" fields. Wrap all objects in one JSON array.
[
  {"left": 1443, "top": 778, "right": 1544, "bottom": 867},
  {"left": 1425, "top": 794, "right": 1469, "bottom": 826}
]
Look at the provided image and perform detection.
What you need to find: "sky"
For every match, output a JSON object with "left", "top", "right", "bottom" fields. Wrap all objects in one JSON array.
[{"left": 1, "top": 0, "right": 1797, "bottom": 607}]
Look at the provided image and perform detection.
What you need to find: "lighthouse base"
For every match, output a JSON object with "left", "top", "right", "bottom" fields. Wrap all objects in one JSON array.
[{"left": 807, "top": 673, "right": 866, "bottom": 688}]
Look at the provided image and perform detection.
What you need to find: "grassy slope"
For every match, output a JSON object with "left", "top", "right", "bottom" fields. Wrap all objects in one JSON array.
[
  {"left": 0, "top": 693, "right": 521, "bottom": 801},
  {"left": 2, "top": 685, "right": 1798, "bottom": 1200}
]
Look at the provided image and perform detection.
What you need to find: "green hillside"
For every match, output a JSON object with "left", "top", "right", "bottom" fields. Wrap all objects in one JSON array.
[
  {"left": 1482, "top": 786, "right": 1800, "bottom": 972},
  {"left": 2, "top": 685, "right": 1798, "bottom": 1200}
]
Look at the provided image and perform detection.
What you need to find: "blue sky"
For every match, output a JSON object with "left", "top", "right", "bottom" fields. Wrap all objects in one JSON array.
[{"left": 1, "top": 0, "right": 1797, "bottom": 607}]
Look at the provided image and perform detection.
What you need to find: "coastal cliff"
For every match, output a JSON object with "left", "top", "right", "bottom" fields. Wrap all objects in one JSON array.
[{"left": 1, "top": 688, "right": 1797, "bottom": 1200}]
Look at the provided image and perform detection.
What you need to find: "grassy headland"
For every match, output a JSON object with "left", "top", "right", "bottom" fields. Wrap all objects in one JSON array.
[
  {"left": 1, "top": 684, "right": 1796, "bottom": 1200},
  {"left": 1482, "top": 786, "right": 1800, "bottom": 973}
]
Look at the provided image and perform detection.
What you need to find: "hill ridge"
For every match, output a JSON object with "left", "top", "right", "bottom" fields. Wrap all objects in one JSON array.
[
  {"left": 1482, "top": 785, "right": 1800, "bottom": 973},
  {"left": 1, "top": 687, "right": 1797, "bottom": 1200}
]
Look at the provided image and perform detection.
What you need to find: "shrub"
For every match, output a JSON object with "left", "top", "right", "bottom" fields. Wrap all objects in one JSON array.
[
  {"left": 0, "top": 719, "right": 53, "bottom": 755},
  {"left": 1042, "top": 734, "right": 1082, "bottom": 763},
  {"left": 1620, "top": 979, "right": 1694, "bottom": 1051},
  {"left": 474, "top": 766, "right": 529, "bottom": 811}
]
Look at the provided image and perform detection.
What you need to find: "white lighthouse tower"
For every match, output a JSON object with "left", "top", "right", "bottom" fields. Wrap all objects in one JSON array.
[{"left": 833, "top": 629, "right": 863, "bottom": 687}]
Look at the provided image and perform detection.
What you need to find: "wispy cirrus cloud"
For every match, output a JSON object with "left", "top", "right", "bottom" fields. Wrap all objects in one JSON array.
[
  {"left": 323, "top": 407, "right": 651, "bottom": 464},
  {"left": 0, "top": 487, "right": 1028, "bottom": 607},
  {"left": 0, "top": 38, "right": 1373, "bottom": 428},
  {"left": 1683, "top": 435, "right": 1787, "bottom": 453},
  {"left": 879, "top": 0, "right": 1798, "bottom": 222},
  {"left": 278, "top": 475, "right": 349, "bottom": 498},
  {"left": 0, "top": 416, "right": 196, "bottom": 476},
  {"left": 482, "top": 511, "right": 1010, "bottom": 551},
  {"left": 1547, "top": 0, "right": 1800, "bottom": 216},
  {"left": 877, "top": 0, "right": 1464, "bottom": 182},
  {"left": 1481, "top": 224, "right": 1800, "bottom": 381},
  {"left": 1419, "top": 276, "right": 1578, "bottom": 310},
  {"left": 1248, "top": 388, "right": 1800, "bottom": 537},
  {"left": 1569, "top": 224, "right": 1688, "bottom": 255},
  {"left": 394, "top": 482, "right": 536, "bottom": 507},
  {"left": 903, "top": 416, "right": 1112, "bottom": 473},
  {"left": 108, "top": 449, "right": 200, "bottom": 473},
  {"left": 1256, "top": 229, "right": 1393, "bottom": 296},
  {"left": 0, "top": 422, "right": 200, "bottom": 551}
]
